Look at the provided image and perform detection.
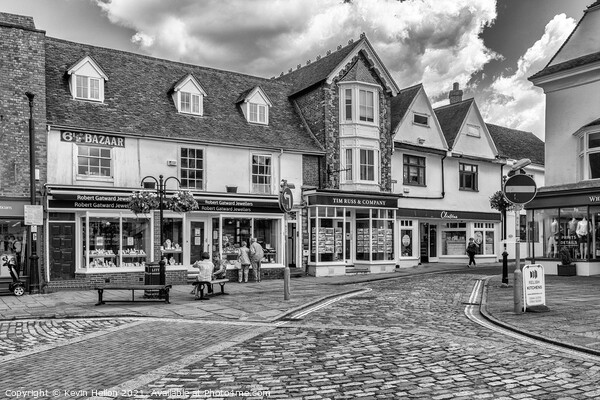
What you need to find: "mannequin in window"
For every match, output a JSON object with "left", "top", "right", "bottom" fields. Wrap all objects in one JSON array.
[
  {"left": 547, "top": 218, "right": 559, "bottom": 258},
  {"left": 568, "top": 217, "right": 578, "bottom": 235},
  {"left": 577, "top": 217, "right": 589, "bottom": 259}
]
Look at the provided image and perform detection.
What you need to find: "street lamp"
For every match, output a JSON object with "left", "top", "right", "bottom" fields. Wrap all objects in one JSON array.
[
  {"left": 25, "top": 92, "right": 39, "bottom": 294},
  {"left": 141, "top": 174, "right": 181, "bottom": 284}
]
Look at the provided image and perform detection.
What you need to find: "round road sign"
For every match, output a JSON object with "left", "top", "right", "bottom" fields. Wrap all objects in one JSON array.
[
  {"left": 279, "top": 187, "right": 294, "bottom": 212},
  {"left": 503, "top": 174, "right": 537, "bottom": 205}
]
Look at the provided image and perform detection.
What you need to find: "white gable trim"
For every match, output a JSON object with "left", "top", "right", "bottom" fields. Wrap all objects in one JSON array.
[
  {"left": 451, "top": 102, "right": 499, "bottom": 158},
  {"left": 393, "top": 86, "right": 449, "bottom": 150},
  {"left": 67, "top": 56, "right": 108, "bottom": 80},
  {"left": 243, "top": 87, "right": 273, "bottom": 107},
  {"left": 326, "top": 38, "right": 400, "bottom": 96},
  {"left": 173, "top": 74, "right": 207, "bottom": 97}
]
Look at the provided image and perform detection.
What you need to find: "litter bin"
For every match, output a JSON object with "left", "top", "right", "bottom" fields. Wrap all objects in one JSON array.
[{"left": 144, "top": 262, "right": 161, "bottom": 298}]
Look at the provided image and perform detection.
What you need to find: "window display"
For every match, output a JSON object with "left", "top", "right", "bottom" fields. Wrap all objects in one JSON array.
[
  {"left": 213, "top": 217, "right": 279, "bottom": 264},
  {"left": 356, "top": 209, "right": 394, "bottom": 261},
  {"left": 161, "top": 217, "right": 183, "bottom": 265},
  {"left": 473, "top": 223, "right": 495, "bottom": 255},
  {"left": 441, "top": 223, "right": 466, "bottom": 255},
  {"left": 0, "top": 220, "right": 27, "bottom": 278},
  {"left": 310, "top": 207, "right": 345, "bottom": 262},
  {"left": 83, "top": 215, "right": 151, "bottom": 268}
]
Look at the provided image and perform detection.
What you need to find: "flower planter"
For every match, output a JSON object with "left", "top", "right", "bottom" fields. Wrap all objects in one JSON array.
[
  {"left": 226, "top": 186, "right": 238, "bottom": 193},
  {"left": 557, "top": 264, "right": 576, "bottom": 276}
]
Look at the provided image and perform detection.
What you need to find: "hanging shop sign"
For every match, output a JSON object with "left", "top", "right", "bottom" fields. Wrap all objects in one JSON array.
[
  {"left": 0, "top": 200, "right": 29, "bottom": 217},
  {"left": 61, "top": 131, "right": 126, "bottom": 147}
]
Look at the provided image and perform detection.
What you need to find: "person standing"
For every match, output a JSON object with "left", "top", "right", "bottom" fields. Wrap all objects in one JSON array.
[
  {"left": 466, "top": 237, "right": 478, "bottom": 268},
  {"left": 238, "top": 241, "right": 251, "bottom": 283},
  {"left": 249, "top": 237, "right": 264, "bottom": 282}
]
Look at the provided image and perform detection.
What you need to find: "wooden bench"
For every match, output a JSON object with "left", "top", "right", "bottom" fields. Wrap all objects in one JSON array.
[
  {"left": 188, "top": 278, "right": 229, "bottom": 300},
  {"left": 94, "top": 285, "right": 172, "bottom": 305}
]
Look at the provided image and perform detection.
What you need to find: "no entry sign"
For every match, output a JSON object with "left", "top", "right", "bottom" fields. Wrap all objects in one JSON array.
[{"left": 503, "top": 174, "right": 537, "bottom": 205}]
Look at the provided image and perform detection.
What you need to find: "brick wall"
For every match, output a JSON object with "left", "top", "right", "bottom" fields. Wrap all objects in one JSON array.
[
  {"left": 302, "top": 155, "right": 322, "bottom": 187},
  {"left": 0, "top": 13, "right": 48, "bottom": 282}
]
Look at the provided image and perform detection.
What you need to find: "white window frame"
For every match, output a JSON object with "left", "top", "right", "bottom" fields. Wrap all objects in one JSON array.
[
  {"left": 251, "top": 154, "right": 272, "bottom": 194},
  {"left": 341, "top": 147, "right": 379, "bottom": 184},
  {"left": 340, "top": 83, "right": 379, "bottom": 126},
  {"left": 359, "top": 148, "right": 376, "bottom": 183},
  {"left": 249, "top": 103, "right": 268, "bottom": 125},
  {"left": 413, "top": 112, "right": 429, "bottom": 127},
  {"left": 180, "top": 147, "right": 205, "bottom": 190},
  {"left": 75, "top": 145, "right": 114, "bottom": 182},
  {"left": 179, "top": 92, "right": 202, "bottom": 116},
  {"left": 473, "top": 222, "right": 495, "bottom": 255},
  {"left": 68, "top": 56, "right": 107, "bottom": 103},
  {"left": 577, "top": 129, "right": 600, "bottom": 181}
]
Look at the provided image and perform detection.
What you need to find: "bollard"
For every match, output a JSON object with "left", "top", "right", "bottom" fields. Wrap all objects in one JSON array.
[
  {"left": 513, "top": 268, "right": 523, "bottom": 314},
  {"left": 501, "top": 243, "right": 509, "bottom": 286},
  {"left": 284, "top": 266, "right": 291, "bottom": 300}
]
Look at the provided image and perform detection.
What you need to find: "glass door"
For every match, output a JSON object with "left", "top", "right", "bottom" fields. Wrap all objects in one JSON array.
[{"left": 419, "top": 222, "right": 438, "bottom": 263}]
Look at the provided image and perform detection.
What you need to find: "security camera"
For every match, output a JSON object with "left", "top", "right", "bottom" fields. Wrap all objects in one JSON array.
[{"left": 510, "top": 158, "right": 531, "bottom": 171}]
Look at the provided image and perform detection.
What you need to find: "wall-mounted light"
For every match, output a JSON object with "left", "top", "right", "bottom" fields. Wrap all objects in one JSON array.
[{"left": 417, "top": 137, "right": 425, "bottom": 145}]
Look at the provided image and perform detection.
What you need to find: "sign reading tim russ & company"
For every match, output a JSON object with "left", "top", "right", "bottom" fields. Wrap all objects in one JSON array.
[{"left": 61, "top": 131, "right": 125, "bottom": 147}]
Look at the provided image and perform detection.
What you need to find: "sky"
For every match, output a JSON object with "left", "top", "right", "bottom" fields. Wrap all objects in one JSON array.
[{"left": 0, "top": 0, "right": 595, "bottom": 140}]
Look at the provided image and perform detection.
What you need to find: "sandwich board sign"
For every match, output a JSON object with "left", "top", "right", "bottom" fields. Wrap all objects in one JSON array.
[{"left": 522, "top": 264, "right": 545, "bottom": 310}]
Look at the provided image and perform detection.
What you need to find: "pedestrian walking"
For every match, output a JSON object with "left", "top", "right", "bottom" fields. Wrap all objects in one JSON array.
[
  {"left": 238, "top": 241, "right": 251, "bottom": 283},
  {"left": 249, "top": 237, "right": 264, "bottom": 282},
  {"left": 466, "top": 237, "right": 478, "bottom": 268}
]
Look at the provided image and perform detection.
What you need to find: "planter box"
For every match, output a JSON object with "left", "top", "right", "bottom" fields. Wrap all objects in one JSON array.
[{"left": 557, "top": 264, "right": 576, "bottom": 276}]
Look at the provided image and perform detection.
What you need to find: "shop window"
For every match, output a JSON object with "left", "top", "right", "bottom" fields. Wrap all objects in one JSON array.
[
  {"left": 473, "top": 222, "right": 495, "bottom": 255},
  {"left": 441, "top": 222, "right": 466, "bottom": 256},
  {"left": 590, "top": 206, "right": 600, "bottom": 259},
  {"left": 83, "top": 216, "right": 152, "bottom": 269},
  {"left": 0, "top": 220, "right": 27, "bottom": 278},
  {"left": 403, "top": 155, "right": 426, "bottom": 186},
  {"left": 255, "top": 219, "right": 279, "bottom": 264},
  {"left": 77, "top": 145, "right": 112, "bottom": 178},
  {"left": 310, "top": 207, "right": 344, "bottom": 262},
  {"left": 180, "top": 147, "right": 204, "bottom": 190},
  {"left": 220, "top": 218, "right": 251, "bottom": 261},
  {"left": 400, "top": 220, "right": 415, "bottom": 257},
  {"left": 161, "top": 217, "right": 183, "bottom": 265},
  {"left": 252, "top": 154, "right": 272, "bottom": 194},
  {"left": 356, "top": 209, "right": 394, "bottom": 261},
  {"left": 459, "top": 163, "right": 478, "bottom": 191}
]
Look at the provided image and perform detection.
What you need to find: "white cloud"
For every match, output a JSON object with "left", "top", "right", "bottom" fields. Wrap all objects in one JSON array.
[
  {"left": 96, "top": 0, "right": 498, "bottom": 86},
  {"left": 479, "top": 14, "right": 577, "bottom": 139}
]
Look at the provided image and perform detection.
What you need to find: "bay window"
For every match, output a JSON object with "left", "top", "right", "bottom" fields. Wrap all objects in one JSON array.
[
  {"left": 577, "top": 131, "right": 600, "bottom": 180},
  {"left": 341, "top": 85, "right": 378, "bottom": 125}
]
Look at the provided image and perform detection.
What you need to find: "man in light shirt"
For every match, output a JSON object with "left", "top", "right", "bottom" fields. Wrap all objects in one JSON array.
[{"left": 249, "top": 237, "right": 264, "bottom": 282}]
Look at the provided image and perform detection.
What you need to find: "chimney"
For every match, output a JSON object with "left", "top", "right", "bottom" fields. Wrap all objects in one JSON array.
[{"left": 449, "top": 82, "right": 463, "bottom": 104}]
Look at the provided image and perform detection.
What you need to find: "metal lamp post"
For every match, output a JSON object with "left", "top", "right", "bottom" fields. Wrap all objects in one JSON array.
[
  {"left": 141, "top": 174, "right": 181, "bottom": 284},
  {"left": 25, "top": 92, "right": 40, "bottom": 294}
]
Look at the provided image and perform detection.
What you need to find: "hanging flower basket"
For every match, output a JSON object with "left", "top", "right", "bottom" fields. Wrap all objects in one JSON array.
[
  {"left": 167, "top": 190, "right": 199, "bottom": 213},
  {"left": 128, "top": 191, "right": 160, "bottom": 214}
]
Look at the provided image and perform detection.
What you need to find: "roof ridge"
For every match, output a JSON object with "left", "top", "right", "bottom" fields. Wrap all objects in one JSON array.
[
  {"left": 433, "top": 97, "right": 473, "bottom": 111},
  {"left": 399, "top": 83, "right": 423, "bottom": 92}
]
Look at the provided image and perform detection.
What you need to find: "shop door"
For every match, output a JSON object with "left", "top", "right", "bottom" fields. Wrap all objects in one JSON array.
[
  {"left": 345, "top": 221, "right": 352, "bottom": 264},
  {"left": 286, "top": 222, "right": 297, "bottom": 268},
  {"left": 419, "top": 223, "right": 438, "bottom": 263},
  {"left": 188, "top": 221, "right": 206, "bottom": 263},
  {"left": 49, "top": 222, "right": 75, "bottom": 280}
]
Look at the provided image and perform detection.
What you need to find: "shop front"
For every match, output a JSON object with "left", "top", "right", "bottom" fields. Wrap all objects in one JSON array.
[
  {"left": 0, "top": 199, "right": 29, "bottom": 279},
  {"left": 303, "top": 190, "right": 398, "bottom": 276},
  {"left": 45, "top": 186, "right": 289, "bottom": 285},
  {"left": 396, "top": 208, "right": 501, "bottom": 268},
  {"left": 525, "top": 185, "right": 600, "bottom": 276}
]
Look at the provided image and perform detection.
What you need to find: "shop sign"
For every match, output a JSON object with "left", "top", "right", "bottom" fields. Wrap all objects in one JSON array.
[
  {"left": 49, "top": 193, "right": 132, "bottom": 210},
  {"left": 402, "top": 234, "right": 411, "bottom": 246},
  {"left": 196, "top": 199, "right": 281, "bottom": 214},
  {"left": 61, "top": 131, "right": 125, "bottom": 147},
  {"left": 24, "top": 205, "right": 43, "bottom": 226},
  {"left": 308, "top": 194, "right": 397, "bottom": 208},
  {"left": 522, "top": 264, "right": 545, "bottom": 309},
  {"left": 0, "top": 200, "right": 28, "bottom": 217},
  {"left": 440, "top": 211, "right": 458, "bottom": 219},
  {"left": 397, "top": 208, "right": 501, "bottom": 221}
]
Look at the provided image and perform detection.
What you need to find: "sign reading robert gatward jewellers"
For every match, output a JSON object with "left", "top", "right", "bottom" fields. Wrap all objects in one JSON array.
[{"left": 61, "top": 131, "right": 125, "bottom": 147}]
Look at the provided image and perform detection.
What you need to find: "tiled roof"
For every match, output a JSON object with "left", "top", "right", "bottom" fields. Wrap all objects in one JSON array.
[
  {"left": 391, "top": 84, "right": 422, "bottom": 131},
  {"left": 433, "top": 99, "right": 473, "bottom": 148},
  {"left": 276, "top": 39, "right": 363, "bottom": 95},
  {"left": 529, "top": 51, "right": 600, "bottom": 81},
  {"left": 45, "top": 38, "right": 324, "bottom": 154},
  {"left": 485, "top": 123, "right": 545, "bottom": 166}
]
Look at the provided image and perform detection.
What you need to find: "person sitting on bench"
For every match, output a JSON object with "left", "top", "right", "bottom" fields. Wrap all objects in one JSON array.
[
  {"left": 212, "top": 253, "right": 228, "bottom": 280},
  {"left": 193, "top": 252, "right": 214, "bottom": 295}
]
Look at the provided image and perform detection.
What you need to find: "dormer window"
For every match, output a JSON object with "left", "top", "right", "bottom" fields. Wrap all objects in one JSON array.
[
  {"left": 172, "top": 74, "right": 206, "bottom": 116},
  {"left": 237, "top": 86, "right": 272, "bottom": 125},
  {"left": 67, "top": 56, "right": 107, "bottom": 103}
]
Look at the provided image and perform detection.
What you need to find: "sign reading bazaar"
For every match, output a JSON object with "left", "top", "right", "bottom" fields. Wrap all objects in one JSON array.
[{"left": 61, "top": 131, "right": 125, "bottom": 147}]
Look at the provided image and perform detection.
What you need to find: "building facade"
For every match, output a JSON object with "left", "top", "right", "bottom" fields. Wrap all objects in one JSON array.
[{"left": 528, "top": 1, "right": 600, "bottom": 276}]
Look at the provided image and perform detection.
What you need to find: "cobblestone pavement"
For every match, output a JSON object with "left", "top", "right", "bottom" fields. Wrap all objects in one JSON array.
[{"left": 1, "top": 271, "right": 599, "bottom": 399}]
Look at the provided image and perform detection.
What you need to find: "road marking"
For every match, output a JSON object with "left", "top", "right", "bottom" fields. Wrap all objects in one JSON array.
[{"left": 285, "top": 288, "right": 372, "bottom": 320}]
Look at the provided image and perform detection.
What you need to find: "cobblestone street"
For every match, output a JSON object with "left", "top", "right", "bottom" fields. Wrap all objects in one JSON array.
[{"left": 1, "top": 272, "right": 599, "bottom": 399}]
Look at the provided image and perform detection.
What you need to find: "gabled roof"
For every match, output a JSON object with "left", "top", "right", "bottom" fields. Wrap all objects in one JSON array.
[
  {"left": 235, "top": 86, "right": 273, "bottom": 106},
  {"left": 433, "top": 98, "right": 473, "bottom": 148},
  {"left": 172, "top": 73, "right": 207, "bottom": 96},
  {"left": 529, "top": 1, "right": 600, "bottom": 81},
  {"left": 276, "top": 35, "right": 400, "bottom": 96},
  {"left": 66, "top": 54, "right": 109, "bottom": 80},
  {"left": 44, "top": 38, "right": 324, "bottom": 154},
  {"left": 486, "top": 123, "right": 545, "bottom": 166},
  {"left": 391, "top": 84, "right": 422, "bottom": 131}
]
